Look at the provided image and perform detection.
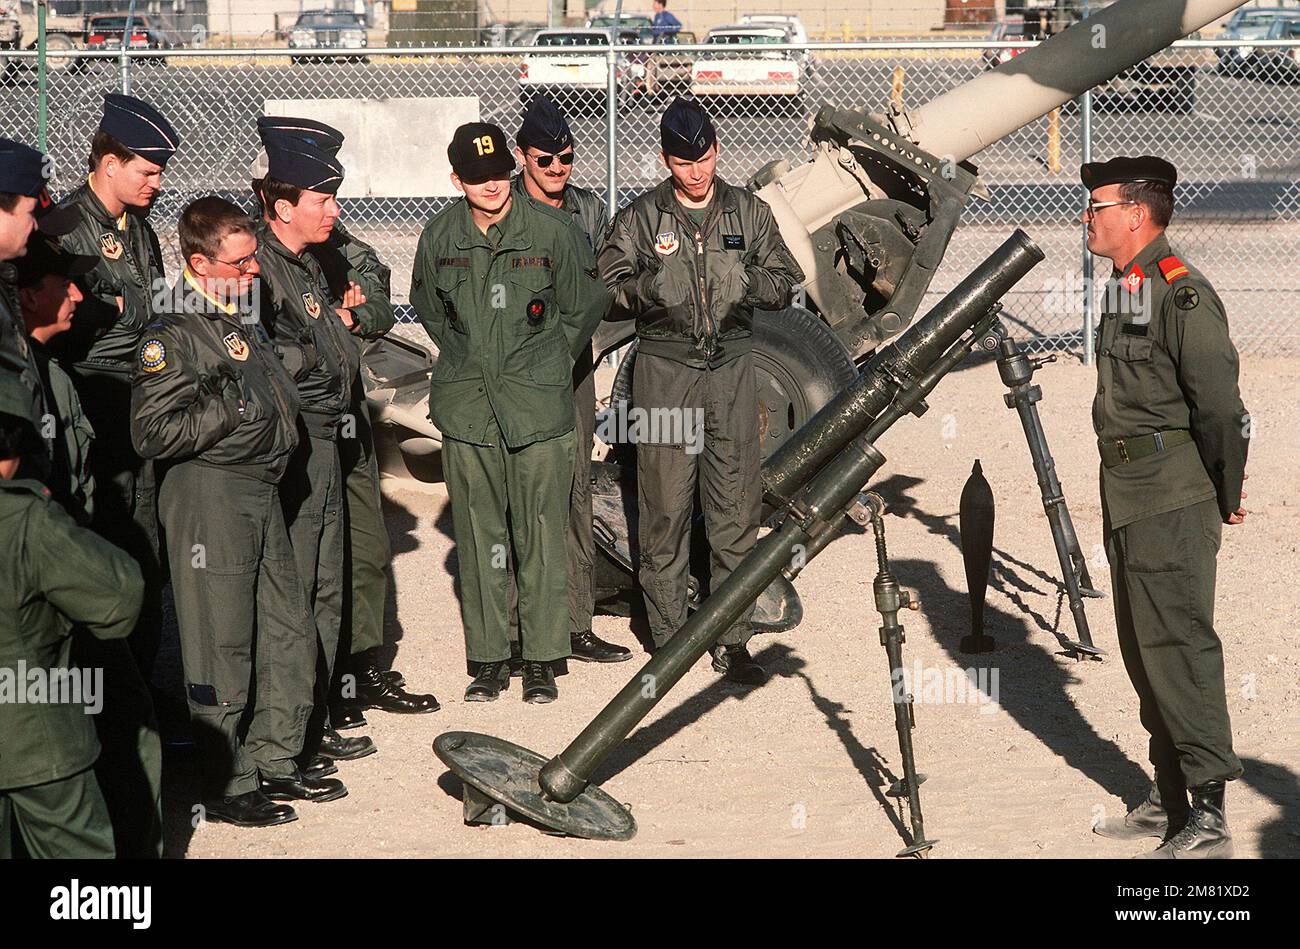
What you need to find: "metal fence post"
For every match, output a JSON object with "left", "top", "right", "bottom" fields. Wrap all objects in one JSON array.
[
  {"left": 605, "top": 44, "right": 618, "bottom": 220},
  {"left": 1081, "top": 87, "right": 1094, "bottom": 366},
  {"left": 36, "top": 0, "right": 48, "bottom": 151},
  {"left": 119, "top": 0, "right": 138, "bottom": 95}
]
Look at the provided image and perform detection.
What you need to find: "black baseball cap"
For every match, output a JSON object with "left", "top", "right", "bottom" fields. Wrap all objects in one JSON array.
[
  {"left": 448, "top": 122, "right": 515, "bottom": 180},
  {"left": 12, "top": 232, "right": 98, "bottom": 289},
  {"left": 660, "top": 97, "right": 716, "bottom": 161},
  {"left": 1081, "top": 155, "right": 1177, "bottom": 191}
]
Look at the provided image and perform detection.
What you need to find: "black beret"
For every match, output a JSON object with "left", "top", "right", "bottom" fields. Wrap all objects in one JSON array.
[
  {"left": 517, "top": 95, "right": 573, "bottom": 155},
  {"left": 257, "top": 115, "right": 345, "bottom": 155},
  {"left": 448, "top": 122, "right": 514, "bottom": 180},
  {"left": 264, "top": 136, "right": 345, "bottom": 194},
  {"left": 12, "top": 232, "right": 98, "bottom": 289},
  {"left": 660, "top": 97, "right": 716, "bottom": 161},
  {"left": 99, "top": 93, "right": 180, "bottom": 166},
  {"left": 1080, "top": 155, "right": 1176, "bottom": 191}
]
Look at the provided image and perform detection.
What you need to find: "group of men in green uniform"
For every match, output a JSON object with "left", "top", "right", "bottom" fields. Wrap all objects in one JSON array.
[
  {"left": 0, "top": 86, "right": 1250, "bottom": 859},
  {"left": 412, "top": 95, "right": 802, "bottom": 703},
  {"left": 0, "top": 93, "right": 441, "bottom": 851}
]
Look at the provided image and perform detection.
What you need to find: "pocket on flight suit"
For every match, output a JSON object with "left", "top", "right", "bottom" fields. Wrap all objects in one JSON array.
[
  {"left": 430, "top": 270, "right": 472, "bottom": 382},
  {"left": 508, "top": 267, "right": 558, "bottom": 337}
]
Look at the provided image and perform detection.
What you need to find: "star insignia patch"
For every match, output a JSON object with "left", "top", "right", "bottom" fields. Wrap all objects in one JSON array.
[
  {"left": 139, "top": 338, "right": 167, "bottom": 373},
  {"left": 1174, "top": 286, "right": 1200, "bottom": 311}
]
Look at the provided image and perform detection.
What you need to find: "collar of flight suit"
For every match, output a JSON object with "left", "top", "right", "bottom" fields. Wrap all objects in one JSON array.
[
  {"left": 651, "top": 174, "right": 740, "bottom": 217},
  {"left": 181, "top": 267, "right": 240, "bottom": 319},
  {"left": 81, "top": 174, "right": 132, "bottom": 231},
  {"left": 509, "top": 172, "right": 582, "bottom": 218},
  {"left": 256, "top": 219, "right": 317, "bottom": 273},
  {"left": 452, "top": 194, "right": 534, "bottom": 254}
]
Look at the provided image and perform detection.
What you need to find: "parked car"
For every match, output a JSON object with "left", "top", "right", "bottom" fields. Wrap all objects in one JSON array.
[
  {"left": 84, "top": 12, "right": 175, "bottom": 64},
  {"left": 980, "top": 18, "right": 1032, "bottom": 69},
  {"left": 519, "top": 28, "right": 645, "bottom": 113},
  {"left": 1216, "top": 6, "right": 1297, "bottom": 75},
  {"left": 289, "top": 9, "right": 368, "bottom": 64},
  {"left": 1246, "top": 14, "right": 1300, "bottom": 81},
  {"left": 983, "top": 17, "right": 1199, "bottom": 113},
  {"left": 586, "top": 13, "right": 654, "bottom": 31},
  {"left": 628, "top": 30, "right": 697, "bottom": 98},
  {"left": 690, "top": 24, "right": 809, "bottom": 113},
  {"left": 738, "top": 13, "right": 808, "bottom": 45}
]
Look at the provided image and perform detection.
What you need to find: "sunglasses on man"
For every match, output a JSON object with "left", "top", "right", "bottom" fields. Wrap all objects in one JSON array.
[{"left": 529, "top": 151, "right": 575, "bottom": 168}]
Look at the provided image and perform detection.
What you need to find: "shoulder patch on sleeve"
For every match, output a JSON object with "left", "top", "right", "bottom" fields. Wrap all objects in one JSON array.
[
  {"left": 1158, "top": 255, "right": 1190, "bottom": 283},
  {"left": 1173, "top": 286, "right": 1200, "bottom": 311},
  {"left": 139, "top": 338, "right": 168, "bottom": 373}
]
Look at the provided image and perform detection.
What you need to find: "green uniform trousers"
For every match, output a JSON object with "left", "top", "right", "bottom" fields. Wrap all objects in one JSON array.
[
  {"left": 507, "top": 350, "right": 597, "bottom": 643},
  {"left": 283, "top": 430, "right": 345, "bottom": 685},
  {"left": 0, "top": 768, "right": 114, "bottom": 859},
  {"left": 68, "top": 366, "right": 165, "bottom": 855},
  {"left": 442, "top": 423, "right": 575, "bottom": 666},
  {"left": 567, "top": 349, "right": 597, "bottom": 634},
  {"left": 340, "top": 387, "right": 391, "bottom": 657},
  {"left": 1105, "top": 497, "right": 1242, "bottom": 789},
  {"left": 74, "top": 365, "right": 167, "bottom": 673},
  {"left": 70, "top": 635, "right": 162, "bottom": 858},
  {"left": 160, "top": 463, "right": 316, "bottom": 795},
  {"left": 633, "top": 352, "right": 762, "bottom": 648}
]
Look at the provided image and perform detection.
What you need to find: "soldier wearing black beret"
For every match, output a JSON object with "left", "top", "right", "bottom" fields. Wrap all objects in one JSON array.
[{"left": 1082, "top": 155, "right": 1248, "bottom": 859}]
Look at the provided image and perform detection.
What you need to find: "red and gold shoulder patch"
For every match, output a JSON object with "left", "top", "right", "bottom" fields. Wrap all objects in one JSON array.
[{"left": 1158, "top": 255, "right": 1190, "bottom": 283}]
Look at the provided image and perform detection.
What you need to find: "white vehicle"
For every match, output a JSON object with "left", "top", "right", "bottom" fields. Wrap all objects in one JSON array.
[
  {"left": 738, "top": 13, "right": 808, "bottom": 45},
  {"left": 690, "top": 25, "right": 806, "bottom": 111},
  {"left": 519, "top": 28, "right": 644, "bottom": 110}
]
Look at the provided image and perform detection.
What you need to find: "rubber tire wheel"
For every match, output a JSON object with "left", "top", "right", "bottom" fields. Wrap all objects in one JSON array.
[{"left": 609, "top": 305, "right": 857, "bottom": 463}]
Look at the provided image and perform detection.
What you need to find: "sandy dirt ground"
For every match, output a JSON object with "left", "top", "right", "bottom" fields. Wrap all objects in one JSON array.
[{"left": 171, "top": 354, "right": 1299, "bottom": 859}]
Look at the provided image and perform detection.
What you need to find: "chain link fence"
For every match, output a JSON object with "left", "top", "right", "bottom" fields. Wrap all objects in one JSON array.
[{"left": 2, "top": 38, "right": 1296, "bottom": 356}]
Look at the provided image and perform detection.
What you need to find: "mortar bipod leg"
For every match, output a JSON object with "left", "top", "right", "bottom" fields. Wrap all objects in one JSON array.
[
  {"left": 865, "top": 493, "right": 936, "bottom": 858},
  {"left": 993, "top": 336, "right": 1106, "bottom": 658}
]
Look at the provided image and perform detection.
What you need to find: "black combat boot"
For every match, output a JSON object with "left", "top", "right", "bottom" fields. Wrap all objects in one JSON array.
[
  {"left": 1138, "top": 781, "right": 1233, "bottom": 859},
  {"left": 259, "top": 769, "right": 349, "bottom": 804},
  {"left": 318, "top": 727, "right": 377, "bottom": 761},
  {"left": 465, "top": 661, "right": 510, "bottom": 702},
  {"left": 522, "top": 661, "right": 558, "bottom": 704},
  {"left": 303, "top": 755, "right": 339, "bottom": 779},
  {"left": 353, "top": 649, "right": 440, "bottom": 714},
  {"left": 203, "top": 790, "right": 298, "bottom": 828},
  {"left": 1094, "top": 773, "right": 1188, "bottom": 840},
  {"left": 710, "top": 644, "right": 768, "bottom": 685},
  {"left": 570, "top": 630, "right": 633, "bottom": 663}
]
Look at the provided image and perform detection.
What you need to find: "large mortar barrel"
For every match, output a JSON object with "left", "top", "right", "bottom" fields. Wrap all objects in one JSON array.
[
  {"left": 537, "top": 231, "right": 1044, "bottom": 805},
  {"left": 762, "top": 231, "right": 1043, "bottom": 504},
  {"left": 909, "top": 0, "right": 1245, "bottom": 162}
]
